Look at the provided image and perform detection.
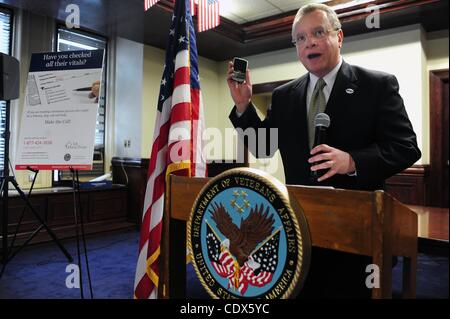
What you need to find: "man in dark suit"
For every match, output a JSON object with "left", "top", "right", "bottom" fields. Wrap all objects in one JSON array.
[
  {"left": 227, "top": 3, "right": 421, "bottom": 298},
  {"left": 228, "top": 5, "right": 420, "bottom": 191}
]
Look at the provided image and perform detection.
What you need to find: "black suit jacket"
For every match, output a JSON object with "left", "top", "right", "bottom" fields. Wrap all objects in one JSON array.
[{"left": 229, "top": 61, "right": 421, "bottom": 191}]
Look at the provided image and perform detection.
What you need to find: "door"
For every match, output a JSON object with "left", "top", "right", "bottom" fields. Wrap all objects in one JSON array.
[{"left": 429, "top": 69, "right": 449, "bottom": 208}]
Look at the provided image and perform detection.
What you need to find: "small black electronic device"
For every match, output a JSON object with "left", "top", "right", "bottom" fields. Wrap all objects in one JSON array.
[{"left": 231, "top": 57, "right": 248, "bottom": 83}]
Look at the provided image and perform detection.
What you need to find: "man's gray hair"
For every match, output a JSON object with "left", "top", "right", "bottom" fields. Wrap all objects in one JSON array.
[{"left": 292, "top": 3, "right": 342, "bottom": 38}]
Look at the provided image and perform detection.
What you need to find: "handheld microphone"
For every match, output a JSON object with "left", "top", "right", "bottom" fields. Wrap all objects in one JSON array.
[{"left": 310, "top": 113, "right": 330, "bottom": 183}]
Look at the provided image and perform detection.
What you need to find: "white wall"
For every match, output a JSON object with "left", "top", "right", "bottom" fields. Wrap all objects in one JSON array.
[
  {"left": 141, "top": 45, "right": 164, "bottom": 159},
  {"left": 114, "top": 37, "right": 144, "bottom": 158}
]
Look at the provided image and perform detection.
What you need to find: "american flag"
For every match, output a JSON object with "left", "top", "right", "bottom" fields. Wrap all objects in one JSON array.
[
  {"left": 144, "top": 0, "right": 160, "bottom": 11},
  {"left": 236, "top": 231, "right": 280, "bottom": 295},
  {"left": 251, "top": 230, "right": 280, "bottom": 278},
  {"left": 198, "top": 0, "right": 220, "bottom": 32},
  {"left": 145, "top": 0, "right": 199, "bottom": 17},
  {"left": 243, "top": 231, "right": 280, "bottom": 286},
  {"left": 134, "top": 0, "right": 207, "bottom": 299},
  {"left": 207, "top": 222, "right": 235, "bottom": 278},
  {"left": 206, "top": 221, "right": 221, "bottom": 261},
  {"left": 208, "top": 225, "right": 280, "bottom": 296}
]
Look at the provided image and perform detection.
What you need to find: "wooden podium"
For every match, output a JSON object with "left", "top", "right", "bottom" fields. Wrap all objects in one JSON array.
[{"left": 159, "top": 175, "right": 418, "bottom": 299}]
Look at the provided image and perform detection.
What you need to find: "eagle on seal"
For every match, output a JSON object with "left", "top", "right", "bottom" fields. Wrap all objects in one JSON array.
[{"left": 209, "top": 202, "right": 275, "bottom": 267}]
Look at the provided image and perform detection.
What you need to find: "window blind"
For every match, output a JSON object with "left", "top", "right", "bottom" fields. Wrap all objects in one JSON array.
[{"left": 0, "top": 9, "right": 12, "bottom": 176}]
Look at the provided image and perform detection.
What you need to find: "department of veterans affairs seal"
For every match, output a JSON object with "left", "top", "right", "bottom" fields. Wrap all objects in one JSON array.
[{"left": 187, "top": 168, "right": 311, "bottom": 299}]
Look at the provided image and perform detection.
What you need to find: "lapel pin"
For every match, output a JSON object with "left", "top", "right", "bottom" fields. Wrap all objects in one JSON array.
[{"left": 345, "top": 88, "right": 354, "bottom": 94}]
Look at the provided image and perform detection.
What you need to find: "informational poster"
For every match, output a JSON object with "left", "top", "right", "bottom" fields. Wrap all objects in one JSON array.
[{"left": 15, "top": 50, "right": 104, "bottom": 170}]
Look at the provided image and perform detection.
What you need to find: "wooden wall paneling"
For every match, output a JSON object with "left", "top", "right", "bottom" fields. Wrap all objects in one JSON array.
[
  {"left": 111, "top": 157, "right": 149, "bottom": 225},
  {"left": 6, "top": 196, "right": 47, "bottom": 234},
  {"left": 47, "top": 193, "right": 89, "bottom": 227},
  {"left": 385, "top": 165, "right": 428, "bottom": 206},
  {"left": 88, "top": 189, "right": 128, "bottom": 222}
]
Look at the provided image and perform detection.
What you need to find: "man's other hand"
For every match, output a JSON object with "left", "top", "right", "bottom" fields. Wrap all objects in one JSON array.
[{"left": 308, "top": 144, "right": 356, "bottom": 182}]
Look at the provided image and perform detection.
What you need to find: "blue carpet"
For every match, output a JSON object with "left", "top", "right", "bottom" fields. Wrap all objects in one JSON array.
[
  {"left": 392, "top": 254, "right": 449, "bottom": 299},
  {"left": 0, "top": 229, "right": 139, "bottom": 299},
  {"left": 0, "top": 229, "right": 448, "bottom": 299}
]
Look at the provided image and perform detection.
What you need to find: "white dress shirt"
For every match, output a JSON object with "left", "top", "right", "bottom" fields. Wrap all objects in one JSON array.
[{"left": 306, "top": 57, "right": 343, "bottom": 113}]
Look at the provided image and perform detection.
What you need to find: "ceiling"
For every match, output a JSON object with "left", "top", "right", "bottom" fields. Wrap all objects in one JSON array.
[
  {"left": 220, "top": 0, "right": 329, "bottom": 24},
  {"left": 0, "top": 0, "right": 448, "bottom": 61}
]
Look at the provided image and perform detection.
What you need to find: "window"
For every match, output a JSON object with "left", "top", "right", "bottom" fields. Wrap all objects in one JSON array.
[
  {"left": 54, "top": 27, "right": 107, "bottom": 183},
  {"left": 0, "top": 9, "right": 12, "bottom": 177}
]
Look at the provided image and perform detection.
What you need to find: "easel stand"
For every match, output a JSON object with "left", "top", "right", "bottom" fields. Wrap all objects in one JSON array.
[
  {"left": 70, "top": 167, "right": 93, "bottom": 299},
  {"left": 0, "top": 104, "right": 72, "bottom": 280}
]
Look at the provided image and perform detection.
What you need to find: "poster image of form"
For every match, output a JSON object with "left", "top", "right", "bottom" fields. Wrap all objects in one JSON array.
[{"left": 15, "top": 50, "right": 105, "bottom": 170}]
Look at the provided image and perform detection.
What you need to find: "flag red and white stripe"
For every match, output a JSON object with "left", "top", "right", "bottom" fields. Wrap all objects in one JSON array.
[
  {"left": 134, "top": 0, "right": 207, "bottom": 299},
  {"left": 237, "top": 261, "right": 273, "bottom": 295},
  {"left": 211, "top": 250, "right": 235, "bottom": 278},
  {"left": 191, "top": 0, "right": 198, "bottom": 15},
  {"left": 144, "top": 0, "right": 160, "bottom": 11},
  {"left": 198, "top": 0, "right": 220, "bottom": 32},
  {"left": 145, "top": 0, "right": 203, "bottom": 20}
]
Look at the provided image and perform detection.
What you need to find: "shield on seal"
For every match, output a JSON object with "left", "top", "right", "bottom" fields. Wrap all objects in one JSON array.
[{"left": 187, "top": 168, "right": 311, "bottom": 299}]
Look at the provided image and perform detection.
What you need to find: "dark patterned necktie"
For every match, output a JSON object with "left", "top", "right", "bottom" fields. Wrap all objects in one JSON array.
[{"left": 308, "top": 78, "right": 326, "bottom": 149}]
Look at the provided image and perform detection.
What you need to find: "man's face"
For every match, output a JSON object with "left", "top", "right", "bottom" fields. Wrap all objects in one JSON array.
[{"left": 293, "top": 10, "right": 343, "bottom": 78}]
